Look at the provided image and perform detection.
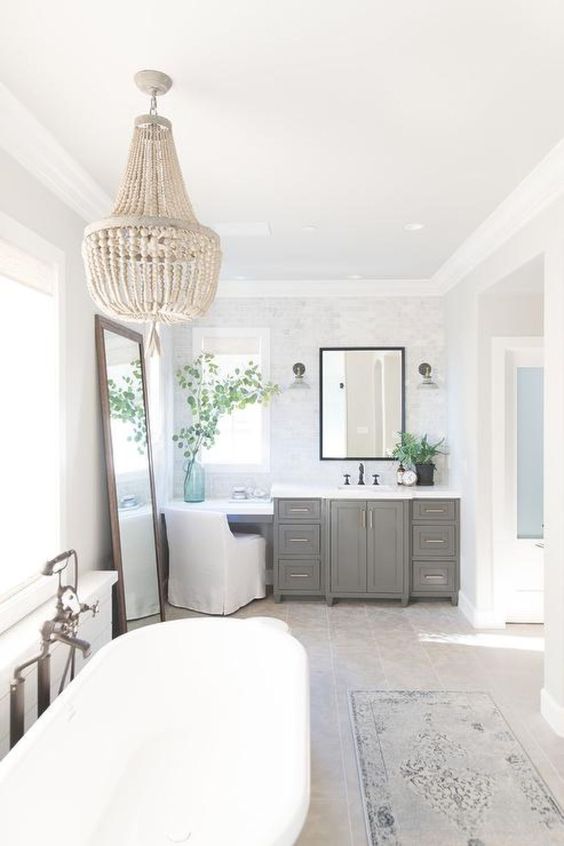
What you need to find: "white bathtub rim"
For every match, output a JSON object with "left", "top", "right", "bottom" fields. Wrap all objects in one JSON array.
[{"left": 0, "top": 617, "right": 307, "bottom": 779}]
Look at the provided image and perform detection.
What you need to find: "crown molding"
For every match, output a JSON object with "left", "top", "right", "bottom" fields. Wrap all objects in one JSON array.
[
  {"left": 0, "top": 83, "right": 111, "bottom": 223},
  {"left": 217, "top": 278, "right": 439, "bottom": 298},
  {"left": 7, "top": 81, "right": 561, "bottom": 297},
  {"left": 433, "top": 137, "right": 564, "bottom": 294}
]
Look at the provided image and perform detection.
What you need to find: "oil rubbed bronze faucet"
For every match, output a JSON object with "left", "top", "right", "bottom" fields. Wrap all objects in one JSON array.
[
  {"left": 358, "top": 463, "right": 365, "bottom": 485},
  {"left": 10, "top": 550, "right": 98, "bottom": 748}
]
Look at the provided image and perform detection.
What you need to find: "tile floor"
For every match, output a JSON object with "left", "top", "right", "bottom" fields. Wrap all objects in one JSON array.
[{"left": 166, "top": 596, "right": 564, "bottom": 845}]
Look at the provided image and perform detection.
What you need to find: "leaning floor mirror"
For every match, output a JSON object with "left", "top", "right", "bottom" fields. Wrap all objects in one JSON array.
[{"left": 95, "top": 315, "right": 165, "bottom": 633}]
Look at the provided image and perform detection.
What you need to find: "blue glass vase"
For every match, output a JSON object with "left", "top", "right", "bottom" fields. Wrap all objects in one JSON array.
[{"left": 184, "top": 459, "right": 205, "bottom": 502}]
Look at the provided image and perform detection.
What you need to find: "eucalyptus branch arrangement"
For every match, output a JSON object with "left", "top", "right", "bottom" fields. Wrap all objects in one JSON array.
[
  {"left": 173, "top": 352, "right": 280, "bottom": 468},
  {"left": 107, "top": 359, "right": 147, "bottom": 454}
]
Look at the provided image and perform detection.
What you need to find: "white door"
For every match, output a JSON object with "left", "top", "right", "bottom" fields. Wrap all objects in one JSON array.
[{"left": 492, "top": 338, "right": 544, "bottom": 623}]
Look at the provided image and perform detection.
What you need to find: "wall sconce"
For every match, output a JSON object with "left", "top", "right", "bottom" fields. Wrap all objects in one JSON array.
[
  {"left": 417, "top": 362, "right": 438, "bottom": 389},
  {"left": 288, "top": 362, "right": 310, "bottom": 390}
]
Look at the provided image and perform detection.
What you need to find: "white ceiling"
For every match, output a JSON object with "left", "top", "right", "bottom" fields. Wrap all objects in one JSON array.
[{"left": 3, "top": 0, "right": 564, "bottom": 283}]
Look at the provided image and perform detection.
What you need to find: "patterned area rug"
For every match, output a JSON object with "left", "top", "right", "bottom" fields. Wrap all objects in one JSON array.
[{"left": 349, "top": 690, "right": 564, "bottom": 846}]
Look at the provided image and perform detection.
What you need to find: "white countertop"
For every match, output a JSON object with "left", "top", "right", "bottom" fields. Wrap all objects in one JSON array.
[
  {"left": 270, "top": 483, "right": 460, "bottom": 500},
  {"left": 165, "top": 498, "right": 274, "bottom": 515}
]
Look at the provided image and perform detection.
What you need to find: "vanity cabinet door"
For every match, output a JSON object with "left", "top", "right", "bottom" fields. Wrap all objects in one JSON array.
[
  {"left": 366, "top": 501, "right": 406, "bottom": 594},
  {"left": 330, "top": 501, "right": 367, "bottom": 592}
]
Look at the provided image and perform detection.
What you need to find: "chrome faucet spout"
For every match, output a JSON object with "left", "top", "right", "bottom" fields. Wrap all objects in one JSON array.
[{"left": 358, "top": 462, "right": 365, "bottom": 485}]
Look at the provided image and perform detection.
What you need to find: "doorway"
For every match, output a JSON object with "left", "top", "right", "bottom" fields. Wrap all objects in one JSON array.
[{"left": 492, "top": 338, "right": 544, "bottom": 623}]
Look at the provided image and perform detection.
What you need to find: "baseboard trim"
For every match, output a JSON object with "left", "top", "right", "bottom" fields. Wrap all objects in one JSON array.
[
  {"left": 541, "top": 688, "right": 564, "bottom": 737},
  {"left": 458, "top": 591, "right": 506, "bottom": 629}
]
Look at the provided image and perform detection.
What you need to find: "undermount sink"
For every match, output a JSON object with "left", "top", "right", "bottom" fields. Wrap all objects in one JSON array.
[{"left": 337, "top": 485, "right": 396, "bottom": 492}]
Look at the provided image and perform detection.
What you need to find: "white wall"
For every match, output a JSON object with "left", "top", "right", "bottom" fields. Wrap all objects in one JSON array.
[
  {"left": 0, "top": 148, "right": 111, "bottom": 572},
  {"left": 170, "top": 296, "right": 448, "bottom": 497},
  {"left": 444, "top": 192, "right": 564, "bottom": 735},
  {"left": 477, "top": 289, "right": 544, "bottom": 619},
  {"left": 0, "top": 572, "right": 115, "bottom": 759}
]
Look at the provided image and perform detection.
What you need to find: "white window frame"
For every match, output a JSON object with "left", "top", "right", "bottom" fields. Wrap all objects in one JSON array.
[
  {"left": 0, "top": 212, "right": 65, "bottom": 635},
  {"left": 191, "top": 327, "right": 271, "bottom": 474}
]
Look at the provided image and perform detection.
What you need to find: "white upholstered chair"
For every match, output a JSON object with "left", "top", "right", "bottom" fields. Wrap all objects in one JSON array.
[{"left": 164, "top": 506, "right": 266, "bottom": 615}]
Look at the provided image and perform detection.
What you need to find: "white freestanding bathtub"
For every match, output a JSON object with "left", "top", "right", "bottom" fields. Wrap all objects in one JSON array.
[{"left": 0, "top": 618, "right": 310, "bottom": 845}]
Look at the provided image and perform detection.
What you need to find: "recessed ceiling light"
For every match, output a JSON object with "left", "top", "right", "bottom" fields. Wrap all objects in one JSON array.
[
  {"left": 234, "top": 275, "right": 247, "bottom": 280},
  {"left": 302, "top": 224, "right": 318, "bottom": 232},
  {"left": 347, "top": 274, "right": 363, "bottom": 280},
  {"left": 404, "top": 222, "right": 424, "bottom": 231}
]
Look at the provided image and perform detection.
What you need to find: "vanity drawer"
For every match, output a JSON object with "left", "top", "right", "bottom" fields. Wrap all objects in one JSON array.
[
  {"left": 278, "top": 524, "right": 321, "bottom": 556},
  {"left": 278, "top": 499, "right": 321, "bottom": 521},
  {"left": 412, "top": 561, "right": 456, "bottom": 593},
  {"left": 412, "top": 524, "right": 456, "bottom": 558},
  {"left": 413, "top": 499, "right": 457, "bottom": 522},
  {"left": 278, "top": 560, "right": 321, "bottom": 591}
]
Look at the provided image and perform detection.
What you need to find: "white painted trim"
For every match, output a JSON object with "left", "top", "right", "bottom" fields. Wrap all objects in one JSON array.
[
  {"left": 217, "top": 278, "right": 438, "bottom": 298},
  {"left": 6, "top": 80, "right": 564, "bottom": 299},
  {"left": 0, "top": 577, "right": 57, "bottom": 638},
  {"left": 433, "top": 137, "right": 564, "bottom": 293},
  {"left": 191, "top": 327, "right": 272, "bottom": 474},
  {"left": 0, "top": 83, "right": 111, "bottom": 222},
  {"left": 491, "top": 337, "right": 544, "bottom": 625},
  {"left": 458, "top": 591, "right": 506, "bottom": 630},
  {"left": 0, "top": 213, "right": 67, "bottom": 631},
  {"left": 541, "top": 687, "right": 564, "bottom": 737}
]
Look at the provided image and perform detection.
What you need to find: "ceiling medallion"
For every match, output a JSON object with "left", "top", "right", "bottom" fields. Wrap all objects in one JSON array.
[{"left": 82, "top": 70, "right": 222, "bottom": 351}]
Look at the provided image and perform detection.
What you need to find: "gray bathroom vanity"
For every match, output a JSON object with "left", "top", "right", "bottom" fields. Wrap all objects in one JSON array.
[{"left": 272, "top": 486, "right": 460, "bottom": 606}]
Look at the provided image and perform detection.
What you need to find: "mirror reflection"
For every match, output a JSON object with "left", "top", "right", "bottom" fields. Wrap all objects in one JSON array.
[
  {"left": 97, "top": 319, "right": 164, "bottom": 631},
  {"left": 320, "top": 347, "right": 405, "bottom": 459}
]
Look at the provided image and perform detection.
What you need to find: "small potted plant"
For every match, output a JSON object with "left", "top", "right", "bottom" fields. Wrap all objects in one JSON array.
[
  {"left": 413, "top": 434, "right": 445, "bottom": 486},
  {"left": 392, "top": 432, "right": 445, "bottom": 486}
]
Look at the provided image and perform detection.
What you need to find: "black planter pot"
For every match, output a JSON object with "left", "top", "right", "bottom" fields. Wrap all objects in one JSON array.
[{"left": 415, "top": 463, "right": 435, "bottom": 486}]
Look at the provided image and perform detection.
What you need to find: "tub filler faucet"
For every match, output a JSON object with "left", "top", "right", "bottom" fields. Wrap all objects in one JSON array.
[{"left": 10, "top": 549, "right": 98, "bottom": 748}]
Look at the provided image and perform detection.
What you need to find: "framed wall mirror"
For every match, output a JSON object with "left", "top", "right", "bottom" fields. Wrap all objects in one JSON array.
[
  {"left": 95, "top": 316, "right": 165, "bottom": 633},
  {"left": 320, "top": 346, "right": 405, "bottom": 460}
]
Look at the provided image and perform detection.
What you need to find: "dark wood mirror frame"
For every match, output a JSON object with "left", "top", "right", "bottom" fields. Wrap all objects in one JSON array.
[{"left": 95, "top": 315, "right": 166, "bottom": 634}]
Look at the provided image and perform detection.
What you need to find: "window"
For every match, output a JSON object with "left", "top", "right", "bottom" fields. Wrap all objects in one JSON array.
[
  {"left": 0, "top": 242, "right": 59, "bottom": 600},
  {"left": 516, "top": 366, "right": 544, "bottom": 539},
  {"left": 192, "top": 328, "right": 271, "bottom": 472}
]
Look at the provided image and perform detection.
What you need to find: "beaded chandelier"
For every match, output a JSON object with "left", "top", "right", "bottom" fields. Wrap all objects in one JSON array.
[{"left": 82, "top": 70, "right": 221, "bottom": 343}]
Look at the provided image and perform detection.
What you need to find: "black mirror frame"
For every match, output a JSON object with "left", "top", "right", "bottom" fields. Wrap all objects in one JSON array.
[{"left": 319, "top": 346, "right": 406, "bottom": 461}]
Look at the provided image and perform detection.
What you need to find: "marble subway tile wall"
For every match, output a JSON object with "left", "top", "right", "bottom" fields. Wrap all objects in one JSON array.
[{"left": 171, "top": 297, "right": 447, "bottom": 498}]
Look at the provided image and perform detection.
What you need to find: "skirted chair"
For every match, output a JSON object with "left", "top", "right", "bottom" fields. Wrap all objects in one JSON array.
[{"left": 164, "top": 505, "right": 266, "bottom": 615}]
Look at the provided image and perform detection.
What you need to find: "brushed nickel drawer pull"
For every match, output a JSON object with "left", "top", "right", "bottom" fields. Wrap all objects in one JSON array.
[
  {"left": 425, "top": 539, "right": 446, "bottom": 544},
  {"left": 290, "top": 507, "right": 309, "bottom": 512},
  {"left": 368, "top": 510, "right": 373, "bottom": 529},
  {"left": 290, "top": 573, "right": 309, "bottom": 578},
  {"left": 425, "top": 508, "right": 445, "bottom": 513},
  {"left": 289, "top": 537, "right": 309, "bottom": 543},
  {"left": 424, "top": 574, "right": 446, "bottom": 581},
  {"left": 361, "top": 510, "right": 366, "bottom": 529}
]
